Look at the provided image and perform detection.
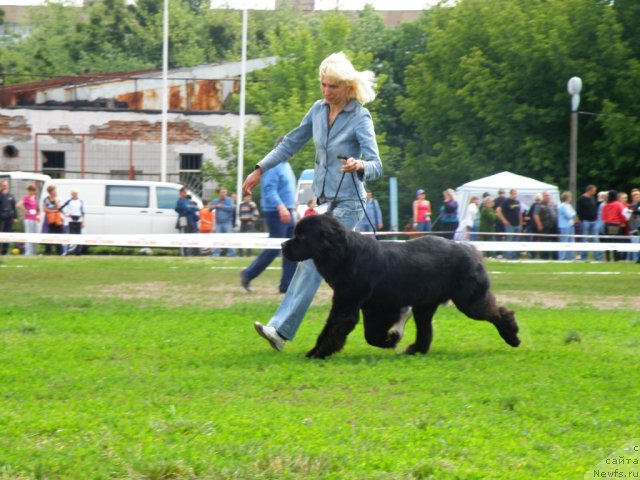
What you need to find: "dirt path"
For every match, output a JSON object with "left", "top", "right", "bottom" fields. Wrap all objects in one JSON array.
[{"left": 92, "top": 282, "right": 639, "bottom": 311}]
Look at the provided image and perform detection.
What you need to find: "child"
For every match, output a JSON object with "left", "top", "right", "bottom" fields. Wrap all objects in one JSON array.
[{"left": 304, "top": 199, "right": 318, "bottom": 217}]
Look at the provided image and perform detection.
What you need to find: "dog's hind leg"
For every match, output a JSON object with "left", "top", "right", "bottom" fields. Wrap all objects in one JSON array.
[
  {"left": 362, "top": 307, "right": 409, "bottom": 349},
  {"left": 306, "top": 302, "right": 360, "bottom": 359},
  {"left": 404, "top": 304, "right": 438, "bottom": 355},
  {"left": 453, "top": 291, "right": 520, "bottom": 348}
]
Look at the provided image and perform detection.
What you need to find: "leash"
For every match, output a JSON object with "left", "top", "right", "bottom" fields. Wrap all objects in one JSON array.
[{"left": 327, "top": 156, "right": 377, "bottom": 236}]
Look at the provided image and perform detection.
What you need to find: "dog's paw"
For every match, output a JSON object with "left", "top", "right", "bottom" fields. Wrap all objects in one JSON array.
[
  {"left": 385, "top": 329, "right": 401, "bottom": 348},
  {"left": 306, "top": 347, "right": 328, "bottom": 359},
  {"left": 404, "top": 343, "right": 429, "bottom": 355}
]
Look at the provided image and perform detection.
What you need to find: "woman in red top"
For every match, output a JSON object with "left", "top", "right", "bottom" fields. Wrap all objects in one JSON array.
[
  {"left": 412, "top": 189, "right": 431, "bottom": 232},
  {"left": 601, "top": 190, "right": 627, "bottom": 261}
]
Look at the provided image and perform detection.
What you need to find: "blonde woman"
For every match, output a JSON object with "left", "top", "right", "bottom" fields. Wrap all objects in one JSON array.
[
  {"left": 244, "top": 51, "right": 392, "bottom": 353},
  {"left": 437, "top": 188, "right": 459, "bottom": 240}
]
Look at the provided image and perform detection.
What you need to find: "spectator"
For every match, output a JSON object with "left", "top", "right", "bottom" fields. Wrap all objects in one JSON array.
[
  {"left": 596, "top": 190, "right": 608, "bottom": 251},
  {"left": 357, "top": 190, "right": 383, "bottom": 233},
  {"left": 243, "top": 52, "right": 384, "bottom": 352},
  {"left": 601, "top": 190, "right": 627, "bottom": 261},
  {"left": 16, "top": 184, "right": 39, "bottom": 256},
  {"left": 576, "top": 184, "right": 600, "bottom": 261},
  {"left": 412, "top": 189, "right": 431, "bottom": 232},
  {"left": 238, "top": 192, "right": 260, "bottom": 257},
  {"left": 524, "top": 193, "right": 542, "bottom": 259},
  {"left": 304, "top": 199, "right": 318, "bottom": 217},
  {"left": 199, "top": 199, "right": 214, "bottom": 234},
  {"left": 557, "top": 191, "right": 577, "bottom": 261},
  {"left": 437, "top": 188, "right": 459, "bottom": 240},
  {"left": 0, "top": 180, "right": 18, "bottom": 255},
  {"left": 175, "top": 187, "right": 199, "bottom": 256},
  {"left": 619, "top": 192, "right": 633, "bottom": 260},
  {"left": 241, "top": 153, "right": 297, "bottom": 294},
  {"left": 198, "top": 199, "right": 214, "bottom": 255},
  {"left": 479, "top": 197, "right": 497, "bottom": 256},
  {"left": 461, "top": 196, "right": 480, "bottom": 241},
  {"left": 496, "top": 189, "right": 522, "bottom": 260},
  {"left": 230, "top": 192, "right": 238, "bottom": 231},
  {"left": 42, "top": 185, "right": 64, "bottom": 255},
  {"left": 60, "top": 190, "right": 85, "bottom": 255},
  {"left": 533, "top": 191, "right": 558, "bottom": 260},
  {"left": 211, "top": 187, "right": 236, "bottom": 257},
  {"left": 628, "top": 188, "right": 640, "bottom": 263},
  {"left": 493, "top": 189, "right": 507, "bottom": 242}
]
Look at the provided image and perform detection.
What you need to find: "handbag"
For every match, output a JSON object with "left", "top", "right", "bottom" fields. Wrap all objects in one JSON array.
[{"left": 178, "top": 216, "right": 188, "bottom": 228}]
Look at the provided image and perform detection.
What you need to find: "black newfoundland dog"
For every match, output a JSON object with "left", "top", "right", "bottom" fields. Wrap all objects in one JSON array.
[{"left": 282, "top": 214, "right": 520, "bottom": 359}]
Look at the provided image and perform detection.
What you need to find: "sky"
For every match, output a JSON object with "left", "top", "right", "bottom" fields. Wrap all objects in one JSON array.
[
  {"left": 209, "top": 0, "right": 445, "bottom": 11},
  {"left": 0, "top": 0, "right": 445, "bottom": 10}
]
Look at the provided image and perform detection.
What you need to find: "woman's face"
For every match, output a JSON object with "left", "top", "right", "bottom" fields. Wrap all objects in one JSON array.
[{"left": 321, "top": 76, "right": 350, "bottom": 106}]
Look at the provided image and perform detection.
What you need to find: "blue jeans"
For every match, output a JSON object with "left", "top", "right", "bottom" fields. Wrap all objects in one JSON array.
[
  {"left": 631, "top": 234, "right": 639, "bottom": 262},
  {"left": 580, "top": 220, "right": 601, "bottom": 261},
  {"left": 416, "top": 222, "right": 431, "bottom": 232},
  {"left": 558, "top": 226, "right": 575, "bottom": 260},
  {"left": 268, "top": 201, "right": 364, "bottom": 340},
  {"left": 243, "top": 209, "right": 296, "bottom": 293},
  {"left": 505, "top": 224, "right": 520, "bottom": 259},
  {"left": 212, "top": 221, "right": 236, "bottom": 257}
]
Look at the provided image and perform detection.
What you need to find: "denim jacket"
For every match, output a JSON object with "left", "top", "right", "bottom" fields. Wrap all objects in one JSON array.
[{"left": 258, "top": 99, "right": 383, "bottom": 204}]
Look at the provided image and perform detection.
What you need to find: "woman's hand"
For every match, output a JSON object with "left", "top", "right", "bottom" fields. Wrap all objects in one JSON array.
[
  {"left": 340, "top": 157, "right": 364, "bottom": 173},
  {"left": 243, "top": 167, "right": 262, "bottom": 194}
]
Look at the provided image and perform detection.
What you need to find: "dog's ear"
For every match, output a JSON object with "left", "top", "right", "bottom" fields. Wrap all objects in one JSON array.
[{"left": 309, "top": 216, "right": 349, "bottom": 265}]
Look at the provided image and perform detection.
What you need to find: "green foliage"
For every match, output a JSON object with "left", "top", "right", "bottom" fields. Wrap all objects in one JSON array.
[
  {"left": 399, "top": 0, "right": 639, "bottom": 216},
  {"left": 2, "top": 0, "right": 640, "bottom": 225},
  {"left": 0, "top": 256, "right": 638, "bottom": 478}
]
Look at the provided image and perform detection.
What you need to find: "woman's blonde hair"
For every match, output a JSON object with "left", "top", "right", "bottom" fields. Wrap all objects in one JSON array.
[
  {"left": 319, "top": 52, "right": 376, "bottom": 105},
  {"left": 443, "top": 188, "right": 456, "bottom": 201}
]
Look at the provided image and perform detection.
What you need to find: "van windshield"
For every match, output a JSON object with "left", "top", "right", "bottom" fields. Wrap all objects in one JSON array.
[
  {"left": 297, "top": 183, "right": 314, "bottom": 207},
  {"left": 0, "top": 176, "right": 47, "bottom": 203},
  {"left": 157, "top": 187, "right": 179, "bottom": 209}
]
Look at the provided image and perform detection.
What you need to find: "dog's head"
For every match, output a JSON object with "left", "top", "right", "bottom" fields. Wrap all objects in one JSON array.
[{"left": 282, "top": 214, "right": 349, "bottom": 264}]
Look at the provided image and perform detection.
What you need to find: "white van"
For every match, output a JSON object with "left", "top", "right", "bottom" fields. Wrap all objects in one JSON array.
[
  {"left": 43, "top": 178, "right": 202, "bottom": 235},
  {"left": 0, "top": 172, "right": 201, "bottom": 235},
  {"left": 295, "top": 169, "right": 314, "bottom": 219}
]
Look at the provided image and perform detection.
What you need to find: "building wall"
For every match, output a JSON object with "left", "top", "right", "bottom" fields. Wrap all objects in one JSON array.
[{"left": 0, "top": 108, "right": 258, "bottom": 192}]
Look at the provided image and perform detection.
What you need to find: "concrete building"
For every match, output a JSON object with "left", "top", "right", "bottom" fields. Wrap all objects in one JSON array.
[{"left": 0, "top": 58, "right": 276, "bottom": 198}]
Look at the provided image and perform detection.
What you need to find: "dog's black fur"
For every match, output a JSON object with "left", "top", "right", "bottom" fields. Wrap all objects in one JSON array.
[{"left": 282, "top": 214, "right": 520, "bottom": 359}]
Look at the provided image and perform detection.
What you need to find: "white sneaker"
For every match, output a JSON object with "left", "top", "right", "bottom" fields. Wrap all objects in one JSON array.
[{"left": 254, "top": 322, "right": 285, "bottom": 351}]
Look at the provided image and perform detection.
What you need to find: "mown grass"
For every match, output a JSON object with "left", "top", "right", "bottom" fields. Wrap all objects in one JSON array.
[{"left": 0, "top": 256, "right": 638, "bottom": 479}]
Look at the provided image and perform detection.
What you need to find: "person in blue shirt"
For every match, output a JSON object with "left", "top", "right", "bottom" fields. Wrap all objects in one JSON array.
[
  {"left": 241, "top": 142, "right": 297, "bottom": 294},
  {"left": 175, "top": 186, "right": 199, "bottom": 256},
  {"left": 557, "top": 191, "right": 577, "bottom": 261},
  {"left": 356, "top": 190, "right": 383, "bottom": 233},
  {"left": 211, "top": 187, "right": 236, "bottom": 257},
  {"left": 243, "top": 51, "right": 400, "bottom": 352}
]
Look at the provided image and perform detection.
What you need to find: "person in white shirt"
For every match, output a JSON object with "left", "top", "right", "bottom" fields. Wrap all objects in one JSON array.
[{"left": 61, "top": 190, "right": 85, "bottom": 255}]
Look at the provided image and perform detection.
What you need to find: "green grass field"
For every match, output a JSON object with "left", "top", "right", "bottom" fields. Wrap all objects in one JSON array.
[{"left": 0, "top": 256, "right": 638, "bottom": 479}]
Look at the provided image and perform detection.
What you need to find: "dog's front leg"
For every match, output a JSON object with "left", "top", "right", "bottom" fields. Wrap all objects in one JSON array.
[{"left": 307, "top": 302, "right": 360, "bottom": 359}]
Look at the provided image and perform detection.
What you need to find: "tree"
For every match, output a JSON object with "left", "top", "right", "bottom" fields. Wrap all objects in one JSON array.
[{"left": 399, "top": 0, "right": 637, "bottom": 215}]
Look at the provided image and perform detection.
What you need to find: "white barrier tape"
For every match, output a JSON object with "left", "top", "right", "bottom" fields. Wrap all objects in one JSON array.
[
  {"left": 0, "top": 232, "right": 284, "bottom": 249},
  {"left": 1, "top": 232, "right": 639, "bottom": 252}
]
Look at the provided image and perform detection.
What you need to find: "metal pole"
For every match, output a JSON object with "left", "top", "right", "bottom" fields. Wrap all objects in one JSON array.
[
  {"left": 160, "top": 0, "right": 169, "bottom": 183},
  {"left": 569, "top": 110, "right": 577, "bottom": 207},
  {"left": 389, "top": 177, "right": 398, "bottom": 232},
  {"left": 236, "top": 8, "right": 248, "bottom": 224}
]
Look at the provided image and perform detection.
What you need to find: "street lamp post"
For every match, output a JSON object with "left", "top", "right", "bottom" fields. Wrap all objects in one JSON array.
[{"left": 567, "top": 76, "right": 582, "bottom": 207}]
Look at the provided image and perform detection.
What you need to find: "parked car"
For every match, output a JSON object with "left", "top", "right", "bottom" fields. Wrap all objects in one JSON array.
[
  {"left": 0, "top": 172, "right": 202, "bottom": 235},
  {"left": 295, "top": 169, "right": 314, "bottom": 220}
]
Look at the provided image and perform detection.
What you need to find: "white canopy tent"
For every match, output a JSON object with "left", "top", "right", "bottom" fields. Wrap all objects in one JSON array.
[{"left": 455, "top": 171, "right": 560, "bottom": 221}]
